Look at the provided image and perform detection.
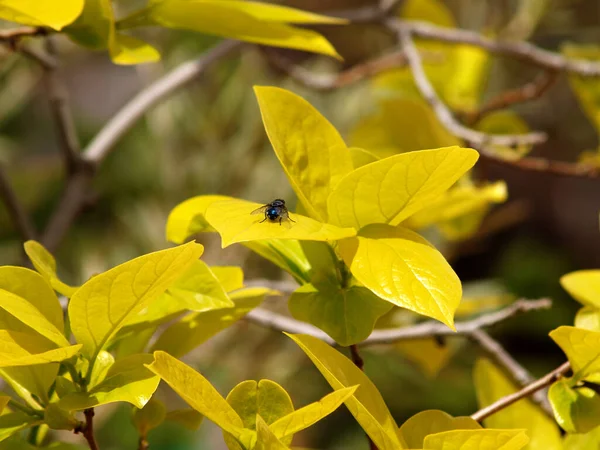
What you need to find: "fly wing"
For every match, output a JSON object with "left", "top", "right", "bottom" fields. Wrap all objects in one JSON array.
[{"left": 250, "top": 205, "right": 268, "bottom": 215}]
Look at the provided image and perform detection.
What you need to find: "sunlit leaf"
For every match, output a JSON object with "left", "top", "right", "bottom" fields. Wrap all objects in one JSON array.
[
  {"left": 549, "top": 326, "right": 600, "bottom": 382},
  {"left": 205, "top": 198, "right": 356, "bottom": 248},
  {"left": 401, "top": 0, "right": 455, "bottom": 28},
  {"left": 560, "top": 270, "right": 600, "bottom": 308},
  {"left": 549, "top": 379, "right": 600, "bottom": 433},
  {"left": 256, "top": 415, "right": 289, "bottom": 450},
  {"left": 563, "top": 424, "right": 600, "bottom": 450},
  {"left": 287, "top": 334, "right": 403, "bottom": 450},
  {"left": 23, "top": 241, "right": 78, "bottom": 298},
  {"left": 398, "top": 410, "right": 480, "bottom": 449},
  {"left": 254, "top": 86, "right": 353, "bottom": 221},
  {"left": 69, "top": 242, "right": 203, "bottom": 360},
  {"left": 88, "top": 350, "right": 114, "bottom": 389},
  {"left": 289, "top": 283, "right": 392, "bottom": 346},
  {"left": 574, "top": 306, "right": 600, "bottom": 332},
  {"left": 110, "top": 34, "right": 160, "bottom": 65},
  {"left": 242, "top": 240, "right": 311, "bottom": 284},
  {"left": 269, "top": 386, "right": 358, "bottom": 441},
  {"left": 349, "top": 147, "right": 379, "bottom": 169},
  {"left": 473, "top": 359, "right": 561, "bottom": 450},
  {"left": 338, "top": 224, "right": 461, "bottom": 329},
  {"left": 423, "top": 429, "right": 529, "bottom": 450},
  {"left": 224, "top": 380, "right": 293, "bottom": 449},
  {"left": 146, "top": 351, "right": 253, "bottom": 447},
  {"left": 0, "top": 0, "right": 84, "bottom": 30},
  {"left": 0, "top": 412, "right": 41, "bottom": 443},
  {"left": 132, "top": 398, "right": 166, "bottom": 435},
  {"left": 444, "top": 45, "right": 490, "bottom": 112},
  {"left": 0, "top": 330, "right": 80, "bottom": 368},
  {"left": 327, "top": 147, "right": 479, "bottom": 229},
  {"left": 211, "top": 266, "right": 245, "bottom": 293},
  {"left": 0, "top": 365, "right": 57, "bottom": 408},
  {"left": 59, "top": 354, "right": 158, "bottom": 410},
  {"left": 152, "top": 287, "right": 275, "bottom": 357},
  {"left": 166, "top": 195, "right": 230, "bottom": 243}
]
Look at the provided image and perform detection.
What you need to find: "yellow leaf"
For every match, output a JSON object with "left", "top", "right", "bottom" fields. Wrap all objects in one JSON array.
[
  {"left": 211, "top": 266, "right": 245, "bottom": 292},
  {"left": 444, "top": 45, "right": 490, "bottom": 113},
  {"left": 224, "top": 379, "right": 294, "bottom": 450},
  {"left": 574, "top": 306, "right": 600, "bottom": 331},
  {"left": 0, "top": 330, "right": 80, "bottom": 368},
  {"left": 399, "top": 410, "right": 480, "bottom": 449},
  {"left": 146, "top": 351, "right": 253, "bottom": 447},
  {"left": 205, "top": 198, "right": 356, "bottom": 248},
  {"left": 401, "top": 0, "right": 455, "bottom": 28},
  {"left": 59, "top": 354, "right": 159, "bottom": 410},
  {"left": 473, "top": 359, "right": 561, "bottom": 450},
  {"left": 254, "top": 86, "right": 353, "bottom": 221},
  {"left": 0, "top": 365, "right": 57, "bottom": 408},
  {"left": 349, "top": 147, "right": 379, "bottom": 169},
  {"left": 560, "top": 270, "right": 600, "bottom": 308},
  {"left": 0, "top": 397, "right": 9, "bottom": 415},
  {"left": 564, "top": 422, "right": 600, "bottom": 449},
  {"left": 289, "top": 283, "right": 393, "bottom": 346},
  {"left": 338, "top": 224, "right": 461, "bottom": 329},
  {"left": 395, "top": 339, "right": 456, "bottom": 378},
  {"left": 549, "top": 326, "right": 600, "bottom": 382},
  {"left": 0, "top": 0, "right": 83, "bottom": 30},
  {"left": 256, "top": 415, "right": 289, "bottom": 450},
  {"left": 69, "top": 242, "right": 204, "bottom": 360},
  {"left": 23, "top": 241, "right": 78, "bottom": 298},
  {"left": 152, "top": 286, "right": 275, "bottom": 357},
  {"left": 0, "top": 412, "right": 41, "bottom": 443},
  {"left": 110, "top": 34, "right": 160, "bottom": 65},
  {"left": 243, "top": 239, "right": 311, "bottom": 284},
  {"left": 269, "top": 386, "right": 358, "bottom": 441},
  {"left": 144, "top": 1, "right": 341, "bottom": 58},
  {"left": 350, "top": 99, "right": 461, "bottom": 155},
  {"left": 287, "top": 334, "right": 403, "bottom": 450},
  {"left": 327, "top": 147, "right": 479, "bottom": 229},
  {"left": 548, "top": 379, "right": 600, "bottom": 434},
  {"left": 423, "top": 429, "right": 529, "bottom": 450},
  {"left": 475, "top": 111, "right": 532, "bottom": 158},
  {"left": 166, "top": 195, "right": 230, "bottom": 243}
]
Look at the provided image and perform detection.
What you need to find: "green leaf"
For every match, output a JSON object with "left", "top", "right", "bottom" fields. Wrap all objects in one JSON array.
[
  {"left": 152, "top": 287, "right": 275, "bottom": 357},
  {"left": 549, "top": 378, "right": 600, "bottom": 433},
  {"left": 398, "top": 410, "right": 480, "bottom": 449},
  {"left": 130, "top": 0, "right": 342, "bottom": 59},
  {"left": 0, "top": 267, "right": 65, "bottom": 339},
  {"left": 423, "top": 429, "right": 529, "bottom": 450},
  {"left": 146, "top": 351, "right": 253, "bottom": 447},
  {"left": 205, "top": 198, "right": 356, "bottom": 248},
  {"left": 166, "top": 195, "right": 231, "bottom": 243},
  {"left": 44, "top": 403, "right": 78, "bottom": 430},
  {"left": 0, "top": 330, "right": 80, "bottom": 367},
  {"left": 0, "top": 397, "right": 9, "bottom": 415},
  {"left": 289, "top": 283, "right": 392, "bottom": 346},
  {"left": 255, "top": 414, "right": 289, "bottom": 450},
  {"left": 243, "top": 240, "right": 311, "bottom": 284},
  {"left": 300, "top": 241, "right": 339, "bottom": 286},
  {"left": 69, "top": 242, "right": 203, "bottom": 360},
  {"left": 224, "top": 380, "right": 293, "bottom": 450},
  {"left": 164, "top": 409, "right": 204, "bottom": 431},
  {"left": 132, "top": 398, "right": 166, "bottom": 435},
  {"left": 327, "top": 146, "right": 479, "bottom": 229},
  {"left": 23, "top": 241, "right": 78, "bottom": 298},
  {"left": 59, "top": 354, "right": 159, "bottom": 410},
  {"left": 287, "top": 334, "right": 403, "bottom": 450},
  {"left": 560, "top": 270, "right": 600, "bottom": 308},
  {"left": 254, "top": 86, "right": 353, "bottom": 221},
  {"left": 0, "top": 0, "right": 83, "bottom": 30},
  {"left": 269, "top": 386, "right": 358, "bottom": 441},
  {"left": 350, "top": 99, "right": 460, "bottom": 155},
  {"left": 0, "top": 365, "right": 57, "bottom": 407},
  {"left": 549, "top": 326, "right": 600, "bottom": 382},
  {"left": 473, "top": 359, "right": 561, "bottom": 450},
  {"left": 0, "top": 412, "right": 41, "bottom": 443},
  {"left": 339, "top": 224, "right": 461, "bottom": 329}
]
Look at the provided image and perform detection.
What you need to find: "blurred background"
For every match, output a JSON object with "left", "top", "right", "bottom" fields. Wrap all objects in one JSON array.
[{"left": 2, "top": 0, "right": 600, "bottom": 448}]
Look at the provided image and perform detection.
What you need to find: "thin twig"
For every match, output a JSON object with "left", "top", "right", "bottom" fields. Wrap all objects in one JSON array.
[
  {"left": 0, "top": 27, "right": 44, "bottom": 41},
  {"left": 394, "top": 20, "right": 547, "bottom": 148},
  {"left": 349, "top": 345, "right": 378, "bottom": 450},
  {"left": 0, "top": 165, "right": 37, "bottom": 240},
  {"left": 245, "top": 298, "right": 551, "bottom": 346},
  {"left": 265, "top": 49, "right": 409, "bottom": 91},
  {"left": 80, "top": 408, "right": 99, "bottom": 450},
  {"left": 471, "top": 361, "right": 571, "bottom": 422},
  {"left": 465, "top": 71, "right": 559, "bottom": 124},
  {"left": 44, "top": 37, "right": 82, "bottom": 174},
  {"left": 83, "top": 40, "right": 241, "bottom": 165},
  {"left": 400, "top": 20, "right": 600, "bottom": 77},
  {"left": 468, "top": 329, "right": 552, "bottom": 417}
]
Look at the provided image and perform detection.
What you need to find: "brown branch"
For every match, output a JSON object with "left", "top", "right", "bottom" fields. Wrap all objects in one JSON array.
[
  {"left": 74, "top": 408, "right": 99, "bottom": 450},
  {"left": 468, "top": 329, "right": 552, "bottom": 418},
  {"left": 39, "top": 40, "right": 241, "bottom": 252},
  {"left": 349, "top": 345, "right": 378, "bottom": 450},
  {"left": 465, "top": 71, "right": 559, "bottom": 124},
  {"left": 265, "top": 49, "right": 409, "bottom": 91},
  {"left": 138, "top": 436, "right": 149, "bottom": 450},
  {"left": 471, "top": 361, "right": 571, "bottom": 422},
  {"left": 393, "top": 20, "right": 547, "bottom": 148},
  {"left": 0, "top": 165, "right": 37, "bottom": 240}
]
